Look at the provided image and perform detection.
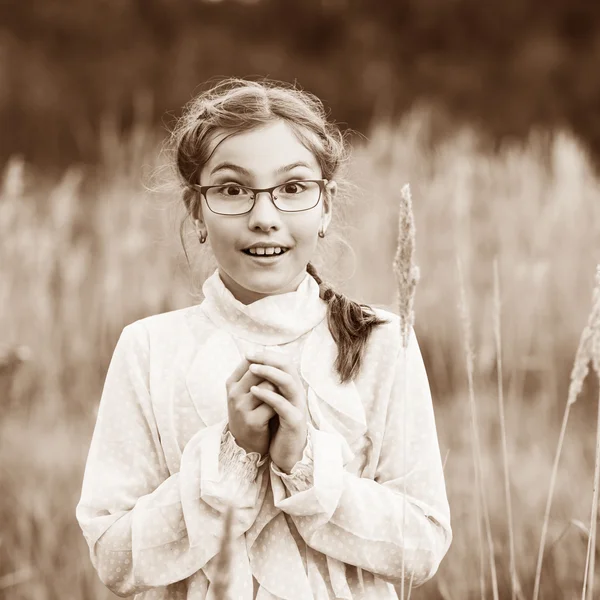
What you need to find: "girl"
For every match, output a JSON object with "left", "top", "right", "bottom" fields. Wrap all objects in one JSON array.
[{"left": 76, "top": 79, "right": 452, "bottom": 600}]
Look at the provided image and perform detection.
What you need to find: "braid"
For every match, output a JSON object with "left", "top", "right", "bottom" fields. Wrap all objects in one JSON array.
[
  {"left": 306, "top": 262, "right": 391, "bottom": 384},
  {"left": 306, "top": 262, "right": 336, "bottom": 302}
]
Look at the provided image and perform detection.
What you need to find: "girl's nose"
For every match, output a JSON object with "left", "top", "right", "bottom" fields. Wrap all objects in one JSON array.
[{"left": 247, "top": 191, "right": 282, "bottom": 230}]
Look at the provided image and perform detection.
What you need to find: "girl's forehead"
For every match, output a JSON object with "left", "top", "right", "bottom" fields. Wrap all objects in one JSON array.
[{"left": 203, "top": 121, "right": 321, "bottom": 176}]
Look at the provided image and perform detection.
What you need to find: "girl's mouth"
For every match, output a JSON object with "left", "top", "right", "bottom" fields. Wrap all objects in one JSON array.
[{"left": 241, "top": 248, "right": 290, "bottom": 263}]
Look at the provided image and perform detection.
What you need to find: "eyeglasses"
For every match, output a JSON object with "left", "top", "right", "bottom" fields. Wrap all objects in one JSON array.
[{"left": 191, "top": 179, "right": 328, "bottom": 216}]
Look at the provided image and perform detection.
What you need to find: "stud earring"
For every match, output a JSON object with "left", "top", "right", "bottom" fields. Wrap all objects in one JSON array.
[
  {"left": 318, "top": 230, "right": 325, "bottom": 238},
  {"left": 199, "top": 233, "right": 207, "bottom": 244}
]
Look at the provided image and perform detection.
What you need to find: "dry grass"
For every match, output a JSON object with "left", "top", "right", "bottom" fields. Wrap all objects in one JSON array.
[
  {"left": 211, "top": 503, "right": 235, "bottom": 600},
  {"left": 392, "top": 183, "right": 419, "bottom": 600},
  {"left": 532, "top": 266, "right": 600, "bottom": 600},
  {"left": 457, "top": 256, "right": 499, "bottom": 600},
  {"left": 2, "top": 106, "right": 600, "bottom": 598},
  {"left": 492, "top": 259, "right": 523, "bottom": 600}
]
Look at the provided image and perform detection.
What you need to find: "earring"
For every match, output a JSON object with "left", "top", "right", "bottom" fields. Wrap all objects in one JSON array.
[
  {"left": 318, "top": 230, "right": 325, "bottom": 238},
  {"left": 194, "top": 219, "right": 207, "bottom": 244}
]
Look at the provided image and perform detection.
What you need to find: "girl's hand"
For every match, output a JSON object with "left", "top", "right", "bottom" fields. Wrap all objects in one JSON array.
[
  {"left": 225, "top": 358, "right": 278, "bottom": 456},
  {"left": 246, "top": 349, "right": 308, "bottom": 473}
]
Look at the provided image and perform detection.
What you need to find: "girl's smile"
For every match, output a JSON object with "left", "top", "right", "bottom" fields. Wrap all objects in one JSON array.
[{"left": 242, "top": 247, "right": 290, "bottom": 264}]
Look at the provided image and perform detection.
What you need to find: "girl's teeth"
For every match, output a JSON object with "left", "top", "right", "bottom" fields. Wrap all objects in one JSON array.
[{"left": 248, "top": 248, "right": 285, "bottom": 256}]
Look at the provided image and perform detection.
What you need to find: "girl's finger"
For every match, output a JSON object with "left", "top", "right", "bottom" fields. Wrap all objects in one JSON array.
[
  {"left": 248, "top": 364, "right": 297, "bottom": 403},
  {"left": 226, "top": 358, "right": 252, "bottom": 389},
  {"left": 250, "top": 385, "right": 297, "bottom": 422},
  {"left": 249, "top": 402, "right": 277, "bottom": 424},
  {"left": 237, "top": 367, "right": 274, "bottom": 394},
  {"left": 246, "top": 380, "right": 278, "bottom": 410},
  {"left": 246, "top": 349, "right": 294, "bottom": 375}
]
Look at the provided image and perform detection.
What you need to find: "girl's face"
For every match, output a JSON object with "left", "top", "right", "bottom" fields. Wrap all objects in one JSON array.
[{"left": 196, "top": 120, "right": 336, "bottom": 305}]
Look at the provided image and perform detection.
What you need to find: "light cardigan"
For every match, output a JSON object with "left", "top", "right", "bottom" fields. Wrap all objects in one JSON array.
[{"left": 76, "top": 268, "right": 452, "bottom": 600}]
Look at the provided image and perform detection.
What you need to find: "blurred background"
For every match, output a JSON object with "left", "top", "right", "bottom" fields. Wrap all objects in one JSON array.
[
  {"left": 2, "top": 0, "right": 600, "bottom": 169},
  {"left": 2, "top": 1, "right": 600, "bottom": 598}
]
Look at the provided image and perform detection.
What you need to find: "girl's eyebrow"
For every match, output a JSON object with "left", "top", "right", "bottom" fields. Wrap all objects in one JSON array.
[
  {"left": 275, "top": 161, "right": 313, "bottom": 174},
  {"left": 210, "top": 163, "right": 251, "bottom": 176},
  {"left": 209, "top": 161, "right": 314, "bottom": 177}
]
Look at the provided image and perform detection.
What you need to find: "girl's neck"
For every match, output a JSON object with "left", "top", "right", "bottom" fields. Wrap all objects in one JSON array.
[{"left": 217, "top": 268, "right": 309, "bottom": 305}]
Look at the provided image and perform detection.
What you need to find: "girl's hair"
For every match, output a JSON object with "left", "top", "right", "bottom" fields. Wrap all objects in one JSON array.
[{"left": 170, "top": 78, "right": 390, "bottom": 384}]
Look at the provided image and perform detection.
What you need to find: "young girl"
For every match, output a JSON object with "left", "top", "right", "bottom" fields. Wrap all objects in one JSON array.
[{"left": 76, "top": 79, "right": 452, "bottom": 600}]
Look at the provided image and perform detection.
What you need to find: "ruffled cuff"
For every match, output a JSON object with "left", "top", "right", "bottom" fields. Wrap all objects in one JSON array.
[
  {"left": 270, "top": 427, "right": 314, "bottom": 492},
  {"left": 180, "top": 420, "right": 268, "bottom": 529},
  {"left": 219, "top": 427, "right": 269, "bottom": 485},
  {"left": 270, "top": 423, "right": 345, "bottom": 525}
]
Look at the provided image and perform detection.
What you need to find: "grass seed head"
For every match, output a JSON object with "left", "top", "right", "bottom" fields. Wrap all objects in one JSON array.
[
  {"left": 591, "top": 265, "right": 600, "bottom": 377},
  {"left": 567, "top": 265, "right": 600, "bottom": 405},
  {"left": 393, "top": 183, "right": 420, "bottom": 348}
]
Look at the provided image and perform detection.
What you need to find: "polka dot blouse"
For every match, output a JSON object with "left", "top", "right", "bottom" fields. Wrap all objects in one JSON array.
[{"left": 76, "top": 269, "right": 452, "bottom": 599}]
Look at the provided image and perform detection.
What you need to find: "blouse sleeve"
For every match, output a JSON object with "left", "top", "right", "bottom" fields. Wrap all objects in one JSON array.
[
  {"left": 75, "top": 322, "right": 269, "bottom": 598},
  {"left": 270, "top": 327, "right": 452, "bottom": 588}
]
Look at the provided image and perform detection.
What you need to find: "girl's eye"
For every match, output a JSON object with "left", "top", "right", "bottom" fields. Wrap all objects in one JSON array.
[
  {"left": 281, "top": 182, "right": 306, "bottom": 195},
  {"left": 216, "top": 184, "right": 249, "bottom": 197}
]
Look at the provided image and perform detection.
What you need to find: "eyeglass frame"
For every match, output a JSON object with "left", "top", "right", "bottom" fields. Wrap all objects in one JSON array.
[{"left": 191, "top": 179, "right": 329, "bottom": 216}]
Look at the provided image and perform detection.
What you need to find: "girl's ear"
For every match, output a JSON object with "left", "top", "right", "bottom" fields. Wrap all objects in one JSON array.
[
  {"left": 193, "top": 218, "right": 206, "bottom": 239},
  {"left": 324, "top": 180, "right": 337, "bottom": 210},
  {"left": 320, "top": 180, "right": 336, "bottom": 231},
  {"left": 184, "top": 186, "right": 204, "bottom": 223},
  {"left": 194, "top": 200, "right": 203, "bottom": 223},
  {"left": 192, "top": 193, "right": 206, "bottom": 237}
]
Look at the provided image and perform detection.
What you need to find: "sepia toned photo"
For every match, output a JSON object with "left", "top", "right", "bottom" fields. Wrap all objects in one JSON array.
[{"left": 1, "top": 2, "right": 599, "bottom": 599}]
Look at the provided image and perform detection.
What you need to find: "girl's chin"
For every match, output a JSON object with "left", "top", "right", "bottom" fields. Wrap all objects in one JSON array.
[{"left": 225, "top": 265, "right": 310, "bottom": 298}]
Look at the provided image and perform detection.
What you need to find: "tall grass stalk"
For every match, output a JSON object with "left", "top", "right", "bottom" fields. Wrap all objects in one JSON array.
[
  {"left": 392, "top": 183, "right": 419, "bottom": 600},
  {"left": 457, "top": 256, "right": 484, "bottom": 599},
  {"left": 534, "top": 265, "right": 600, "bottom": 600},
  {"left": 582, "top": 266, "right": 600, "bottom": 600},
  {"left": 492, "top": 259, "right": 522, "bottom": 600},
  {"left": 583, "top": 385, "right": 600, "bottom": 600},
  {"left": 457, "top": 257, "right": 499, "bottom": 600},
  {"left": 211, "top": 502, "right": 235, "bottom": 600}
]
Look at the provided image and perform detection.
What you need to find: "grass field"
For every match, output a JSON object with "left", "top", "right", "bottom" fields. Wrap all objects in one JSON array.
[{"left": 1, "top": 106, "right": 600, "bottom": 599}]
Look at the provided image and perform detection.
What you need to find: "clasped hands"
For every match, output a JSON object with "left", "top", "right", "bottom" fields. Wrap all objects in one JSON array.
[{"left": 225, "top": 348, "right": 308, "bottom": 474}]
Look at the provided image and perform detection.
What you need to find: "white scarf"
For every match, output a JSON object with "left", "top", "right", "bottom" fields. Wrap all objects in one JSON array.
[{"left": 200, "top": 268, "right": 329, "bottom": 346}]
